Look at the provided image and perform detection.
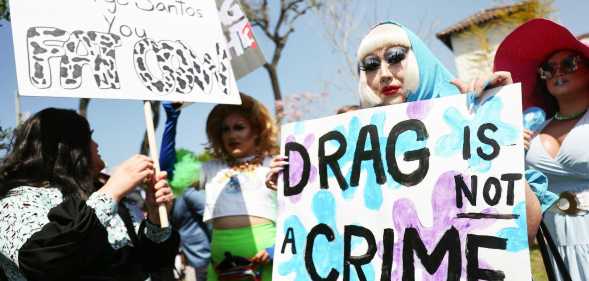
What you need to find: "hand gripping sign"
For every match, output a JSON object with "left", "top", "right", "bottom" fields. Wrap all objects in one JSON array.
[
  {"left": 10, "top": 0, "right": 240, "bottom": 104},
  {"left": 9, "top": 0, "right": 246, "bottom": 226},
  {"left": 273, "top": 85, "right": 533, "bottom": 281}
]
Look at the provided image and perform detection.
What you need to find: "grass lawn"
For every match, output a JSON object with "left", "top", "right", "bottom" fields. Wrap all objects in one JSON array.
[{"left": 530, "top": 245, "right": 548, "bottom": 281}]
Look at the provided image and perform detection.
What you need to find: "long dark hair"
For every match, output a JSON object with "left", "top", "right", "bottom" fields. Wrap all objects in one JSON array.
[{"left": 0, "top": 108, "right": 95, "bottom": 198}]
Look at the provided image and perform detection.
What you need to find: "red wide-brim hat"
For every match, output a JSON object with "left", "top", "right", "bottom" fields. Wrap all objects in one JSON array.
[{"left": 493, "top": 18, "right": 589, "bottom": 116}]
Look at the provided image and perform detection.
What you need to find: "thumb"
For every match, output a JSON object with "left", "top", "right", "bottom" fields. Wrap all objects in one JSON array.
[{"left": 450, "top": 79, "right": 469, "bottom": 94}]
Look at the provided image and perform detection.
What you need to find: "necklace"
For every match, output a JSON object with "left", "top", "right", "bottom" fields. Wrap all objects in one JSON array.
[
  {"left": 553, "top": 109, "right": 587, "bottom": 121},
  {"left": 226, "top": 155, "right": 263, "bottom": 174}
]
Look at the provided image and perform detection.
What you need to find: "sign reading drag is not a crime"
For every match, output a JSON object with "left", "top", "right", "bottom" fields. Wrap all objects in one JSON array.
[
  {"left": 9, "top": 0, "right": 240, "bottom": 104},
  {"left": 274, "top": 84, "right": 532, "bottom": 281}
]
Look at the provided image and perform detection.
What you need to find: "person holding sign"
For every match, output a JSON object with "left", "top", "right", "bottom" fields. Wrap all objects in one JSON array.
[
  {"left": 494, "top": 18, "right": 589, "bottom": 280},
  {"left": 266, "top": 21, "right": 543, "bottom": 243},
  {"left": 358, "top": 20, "right": 547, "bottom": 242},
  {"left": 159, "top": 94, "right": 278, "bottom": 281},
  {"left": 0, "top": 108, "right": 178, "bottom": 281}
]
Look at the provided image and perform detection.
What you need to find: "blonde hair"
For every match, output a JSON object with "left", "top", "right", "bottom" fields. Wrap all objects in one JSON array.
[
  {"left": 356, "top": 23, "right": 419, "bottom": 107},
  {"left": 205, "top": 93, "right": 278, "bottom": 160}
]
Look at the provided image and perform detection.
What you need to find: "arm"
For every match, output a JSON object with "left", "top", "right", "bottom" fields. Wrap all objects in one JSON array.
[
  {"left": 524, "top": 181, "right": 542, "bottom": 243},
  {"left": 159, "top": 102, "right": 182, "bottom": 180},
  {"left": 135, "top": 221, "right": 180, "bottom": 271}
]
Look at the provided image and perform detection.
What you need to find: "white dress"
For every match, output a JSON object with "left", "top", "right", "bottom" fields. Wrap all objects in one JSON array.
[{"left": 526, "top": 111, "right": 589, "bottom": 281}]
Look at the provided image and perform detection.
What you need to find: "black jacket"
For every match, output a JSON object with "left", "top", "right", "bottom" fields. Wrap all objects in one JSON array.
[{"left": 17, "top": 196, "right": 179, "bottom": 281}]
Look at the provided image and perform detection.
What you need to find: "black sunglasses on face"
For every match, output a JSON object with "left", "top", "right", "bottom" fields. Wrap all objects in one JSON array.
[
  {"left": 359, "top": 46, "right": 408, "bottom": 72},
  {"left": 538, "top": 54, "right": 583, "bottom": 80}
]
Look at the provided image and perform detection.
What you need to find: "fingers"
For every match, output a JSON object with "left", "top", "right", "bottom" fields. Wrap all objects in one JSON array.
[
  {"left": 265, "top": 167, "right": 283, "bottom": 190},
  {"left": 271, "top": 155, "right": 288, "bottom": 168},
  {"left": 491, "top": 71, "right": 513, "bottom": 86},
  {"left": 473, "top": 76, "right": 487, "bottom": 97},
  {"left": 171, "top": 102, "right": 184, "bottom": 109},
  {"left": 455, "top": 71, "right": 514, "bottom": 100},
  {"left": 153, "top": 178, "right": 174, "bottom": 204},
  {"left": 523, "top": 129, "right": 535, "bottom": 151},
  {"left": 450, "top": 79, "right": 469, "bottom": 94},
  {"left": 267, "top": 156, "right": 288, "bottom": 190},
  {"left": 251, "top": 251, "right": 270, "bottom": 264},
  {"left": 154, "top": 171, "right": 168, "bottom": 181}
]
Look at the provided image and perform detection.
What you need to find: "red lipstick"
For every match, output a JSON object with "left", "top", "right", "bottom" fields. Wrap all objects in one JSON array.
[{"left": 381, "top": 85, "right": 401, "bottom": 96}]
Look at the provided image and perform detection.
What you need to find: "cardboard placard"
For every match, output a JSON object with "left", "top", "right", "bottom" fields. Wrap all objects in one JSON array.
[
  {"left": 10, "top": 0, "right": 240, "bottom": 104},
  {"left": 274, "top": 84, "right": 532, "bottom": 281}
]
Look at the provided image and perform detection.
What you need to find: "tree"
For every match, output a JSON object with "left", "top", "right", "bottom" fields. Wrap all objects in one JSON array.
[
  {"left": 241, "top": 0, "right": 321, "bottom": 120},
  {"left": 0, "top": 0, "right": 9, "bottom": 22},
  {"left": 0, "top": 126, "right": 13, "bottom": 157},
  {"left": 78, "top": 98, "right": 91, "bottom": 118},
  {"left": 281, "top": 91, "right": 329, "bottom": 122},
  {"left": 139, "top": 101, "right": 161, "bottom": 155}
]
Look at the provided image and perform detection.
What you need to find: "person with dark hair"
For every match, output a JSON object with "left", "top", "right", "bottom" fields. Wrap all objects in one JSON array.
[
  {"left": 0, "top": 108, "right": 179, "bottom": 281},
  {"left": 494, "top": 18, "right": 589, "bottom": 280}
]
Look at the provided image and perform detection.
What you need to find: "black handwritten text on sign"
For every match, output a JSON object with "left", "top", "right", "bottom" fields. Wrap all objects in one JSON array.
[{"left": 26, "top": 27, "right": 231, "bottom": 95}]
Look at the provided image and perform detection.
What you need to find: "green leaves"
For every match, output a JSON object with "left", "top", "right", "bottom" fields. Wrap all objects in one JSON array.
[{"left": 0, "top": 0, "right": 10, "bottom": 22}]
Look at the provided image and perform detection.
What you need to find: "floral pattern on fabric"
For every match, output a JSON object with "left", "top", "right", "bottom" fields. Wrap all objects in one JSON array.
[
  {"left": 86, "top": 192, "right": 133, "bottom": 249},
  {"left": 144, "top": 220, "right": 172, "bottom": 243},
  {"left": 0, "top": 186, "right": 59, "bottom": 281},
  {"left": 0, "top": 186, "right": 171, "bottom": 280}
]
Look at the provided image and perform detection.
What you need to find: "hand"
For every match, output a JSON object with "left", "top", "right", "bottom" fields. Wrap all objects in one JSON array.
[
  {"left": 162, "top": 101, "right": 184, "bottom": 115},
  {"left": 523, "top": 129, "right": 536, "bottom": 151},
  {"left": 98, "top": 155, "right": 154, "bottom": 202},
  {"left": 265, "top": 155, "right": 288, "bottom": 190},
  {"left": 145, "top": 171, "right": 174, "bottom": 225},
  {"left": 451, "top": 71, "right": 513, "bottom": 98},
  {"left": 171, "top": 102, "right": 184, "bottom": 110},
  {"left": 250, "top": 250, "right": 270, "bottom": 265}
]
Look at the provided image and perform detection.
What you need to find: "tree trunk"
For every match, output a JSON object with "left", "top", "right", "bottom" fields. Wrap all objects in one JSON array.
[
  {"left": 263, "top": 63, "right": 283, "bottom": 121},
  {"left": 78, "top": 98, "right": 91, "bottom": 118},
  {"left": 140, "top": 101, "right": 161, "bottom": 155}
]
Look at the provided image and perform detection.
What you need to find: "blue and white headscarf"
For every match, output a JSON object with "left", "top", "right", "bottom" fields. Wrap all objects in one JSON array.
[{"left": 357, "top": 21, "right": 460, "bottom": 106}]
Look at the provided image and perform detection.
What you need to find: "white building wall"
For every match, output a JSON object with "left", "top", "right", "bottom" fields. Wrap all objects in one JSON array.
[{"left": 450, "top": 22, "right": 521, "bottom": 83}]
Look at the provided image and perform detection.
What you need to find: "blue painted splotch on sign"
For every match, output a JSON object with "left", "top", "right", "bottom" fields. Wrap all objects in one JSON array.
[
  {"left": 331, "top": 112, "right": 426, "bottom": 210},
  {"left": 496, "top": 202, "right": 528, "bottom": 252},
  {"left": 278, "top": 191, "right": 374, "bottom": 281},
  {"left": 435, "top": 96, "right": 519, "bottom": 172}
]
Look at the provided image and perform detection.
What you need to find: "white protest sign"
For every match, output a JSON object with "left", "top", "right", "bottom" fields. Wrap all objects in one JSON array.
[
  {"left": 274, "top": 84, "right": 532, "bottom": 281},
  {"left": 216, "top": 0, "right": 265, "bottom": 80},
  {"left": 9, "top": 0, "right": 240, "bottom": 104}
]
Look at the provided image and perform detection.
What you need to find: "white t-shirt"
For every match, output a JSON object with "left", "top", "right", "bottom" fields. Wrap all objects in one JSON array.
[{"left": 201, "top": 156, "right": 277, "bottom": 222}]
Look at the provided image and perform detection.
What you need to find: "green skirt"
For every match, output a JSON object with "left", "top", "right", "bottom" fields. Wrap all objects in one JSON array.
[{"left": 207, "top": 223, "right": 276, "bottom": 281}]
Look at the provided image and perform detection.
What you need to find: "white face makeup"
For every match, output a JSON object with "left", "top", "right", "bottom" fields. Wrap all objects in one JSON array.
[{"left": 357, "top": 24, "right": 419, "bottom": 107}]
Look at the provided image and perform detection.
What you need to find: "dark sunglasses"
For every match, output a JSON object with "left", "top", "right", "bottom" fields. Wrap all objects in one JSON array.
[
  {"left": 359, "top": 46, "right": 408, "bottom": 72},
  {"left": 538, "top": 54, "right": 583, "bottom": 80}
]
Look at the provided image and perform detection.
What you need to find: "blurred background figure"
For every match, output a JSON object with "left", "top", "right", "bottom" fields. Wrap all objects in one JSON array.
[{"left": 160, "top": 102, "right": 211, "bottom": 281}]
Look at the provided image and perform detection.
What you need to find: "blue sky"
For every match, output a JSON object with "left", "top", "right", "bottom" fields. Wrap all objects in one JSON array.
[{"left": 1, "top": 0, "right": 588, "bottom": 171}]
